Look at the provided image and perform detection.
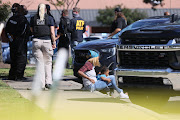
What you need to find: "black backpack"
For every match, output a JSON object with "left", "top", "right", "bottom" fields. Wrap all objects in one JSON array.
[{"left": 59, "top": 17, "right": 70, "bottom": 35}]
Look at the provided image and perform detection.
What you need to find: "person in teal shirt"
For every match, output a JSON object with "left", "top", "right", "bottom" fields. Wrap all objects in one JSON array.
[{"left": 96, "top": 66, "right": 129, "bottom": 98}]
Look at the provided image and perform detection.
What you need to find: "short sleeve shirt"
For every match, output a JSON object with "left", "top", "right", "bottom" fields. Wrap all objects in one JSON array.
[
  {"left": 79, "top": 61, "right": 93, "bottom": 73},
  {"left": 96, "top": 74, "right": 106, "bottom": 80},
  {"left": 110, "top": 17, "right": 127, "bottom": 33}
]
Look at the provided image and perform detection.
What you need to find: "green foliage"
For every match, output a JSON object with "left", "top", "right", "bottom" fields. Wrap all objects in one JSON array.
[
  {"left": 0, "top": 0, "right": 11, "bottom": 22},
  {"left": 96, "top": 7, "right": 114, "bottom": 26},
  {"left": 96, "top": 5, "right": 148, "bottom": 26}
]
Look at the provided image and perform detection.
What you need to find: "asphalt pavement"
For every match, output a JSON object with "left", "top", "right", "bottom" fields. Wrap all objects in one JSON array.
[{"left": 4, "top": 76, "right": 180, "bottom": 120}]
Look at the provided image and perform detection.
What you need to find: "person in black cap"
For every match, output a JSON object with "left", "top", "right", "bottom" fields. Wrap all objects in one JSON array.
[
  {"left": 5, "top": 3, "right": 30, "bottom": 80},
  {"left": 108, "top": 7, "right": 127, "bottom": 38}
]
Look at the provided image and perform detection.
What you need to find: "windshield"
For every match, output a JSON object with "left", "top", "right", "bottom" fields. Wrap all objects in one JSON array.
[
  {"left": 111, "top": 19, "right": 169, "bottom": 39},
  {"left": 174, "top": 18, "right": 180, "bottom": 24}
]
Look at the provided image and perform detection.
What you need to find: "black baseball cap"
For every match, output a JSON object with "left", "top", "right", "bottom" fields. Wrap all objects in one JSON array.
[{"left": 114, "top": 7, "right": 121, "bottom": 12}]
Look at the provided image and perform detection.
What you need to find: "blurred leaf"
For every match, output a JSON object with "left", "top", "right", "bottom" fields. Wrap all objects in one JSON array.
[{"left": 0, "top": 0, "right": 11, "bottom": 22}]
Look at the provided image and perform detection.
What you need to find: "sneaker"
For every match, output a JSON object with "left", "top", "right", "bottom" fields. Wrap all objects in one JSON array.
[
  {"left": 119, "top": 92, "right": 129, "bottom": 99},
  {"left": 45, "top": 84, "right": 52, "bottom": 89},
  {"left": 90, "top": 84, "right": 95, "bottom": 92}
]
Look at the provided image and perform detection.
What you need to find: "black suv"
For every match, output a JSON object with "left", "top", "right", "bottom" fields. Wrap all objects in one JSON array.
[
  {"left": 73, "top": 16, "right": 175, "bottom": 79},
  {"left": 115, "top": 15, "right": 180, "bottom": 106}
]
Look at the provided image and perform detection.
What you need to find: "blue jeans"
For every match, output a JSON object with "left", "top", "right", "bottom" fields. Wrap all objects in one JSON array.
[
  {"left": 70, "top": 41, "right": 81, "bottom": 64},
  {"left": 94, "top": 75, "right": 123, "bottom": 93},
  {"left": 94, "top": 80, "right": 107, "bottom": 91},
  {"left": 84, "top": 82, "right": 106, "bottom": 92},
  {"left": 107, "top": 75, "right": 123, "bottom": 93}
]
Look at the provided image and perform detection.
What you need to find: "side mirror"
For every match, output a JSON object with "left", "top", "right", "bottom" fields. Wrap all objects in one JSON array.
[{"left": 171, "top": 14, "right": 178, "bottom": 23}]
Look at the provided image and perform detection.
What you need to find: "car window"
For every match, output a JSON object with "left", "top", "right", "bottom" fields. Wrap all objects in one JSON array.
[
  {"left": 130, "top": 19, "right": 169, "bottom": 29},
  {"left": 84, "top": 37, "right": 101, "bottom": 42}
]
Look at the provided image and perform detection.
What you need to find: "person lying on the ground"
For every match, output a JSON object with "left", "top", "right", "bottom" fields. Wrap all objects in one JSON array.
[{"left": 96, "top": 66, "right": 129, "bottom": 98}]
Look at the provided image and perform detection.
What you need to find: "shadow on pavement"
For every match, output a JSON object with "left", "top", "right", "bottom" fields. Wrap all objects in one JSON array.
[
  {"left": 134, "top": 99, "right": 180, "bottom": 114},
  {"left": 64, "top": 77, "right": 83, "bottom": 84},
  {"left": 64, "top": 89, "right": 87, "bottom": 92},
  {"left": 68, "top": 97, "right": 128, "bottom": 104}
]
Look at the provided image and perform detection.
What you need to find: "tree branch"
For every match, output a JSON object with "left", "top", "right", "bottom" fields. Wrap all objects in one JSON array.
[{"left": 75, "top": 0, "right": 80, "bottom": 7}]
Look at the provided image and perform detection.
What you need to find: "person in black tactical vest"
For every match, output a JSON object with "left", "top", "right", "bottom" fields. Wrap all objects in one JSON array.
[
  {"left": 30, "top": 3, "right": 56, "bottom": 89},
  {"left": 5, "top": 3, "right": 30, "bottom": 81},
  {"left": 56, "top": 9, "right": 71, "bottom": 68},
  {"left": 56, "top": 9, "right": 70, "bottom": 50},
  {"left": 108, "top": 7, "right": 127, "bottom": 38}
]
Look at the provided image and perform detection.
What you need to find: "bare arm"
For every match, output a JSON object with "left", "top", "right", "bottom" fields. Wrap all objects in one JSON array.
[
  {"left": 30, "top": 27, "right": 33, "bottom": 33},
  {"left": 50, "top": 26, "right": 56, "bottom": 49},
  {"left": 108, "top": 28, "right": 121, "bottom": 38},
  {"left": 100, "top": 76, "right": 111, "bottom": 83},
  {"left": 78, "top": 70, "right": 95, "bottom": 84},
  {"left": 55, "top": 34, "right": 60, "bottom": 40}
]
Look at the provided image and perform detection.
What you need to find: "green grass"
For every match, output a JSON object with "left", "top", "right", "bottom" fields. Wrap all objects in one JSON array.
[
  {"left": 0, "top": 80, "right": 54, "bottom": 120},
  {"left": 64, "top": 68, "right": 73, "bottom": 76},
  {"left": 0, "top": 67, "right": 73, "bottom": 77},
  {"left": 68, "top": 57, "right": 73, "bottom": 67}
]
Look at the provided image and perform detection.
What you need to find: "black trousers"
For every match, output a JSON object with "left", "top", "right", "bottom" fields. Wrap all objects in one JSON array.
[
  {"left": 9, "top": 37, "right": 27, "bottom": 79},
  {"left": 58, "top": 35, "right": 70, "bottom": 67},
  {"left": 58, "top": 35, "right": 70, "bottom": 51}
]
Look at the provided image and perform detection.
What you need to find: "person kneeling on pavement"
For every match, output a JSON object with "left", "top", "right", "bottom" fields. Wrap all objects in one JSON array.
[{"left": 78, "top": 57, "right": 129, "bottom": 98}]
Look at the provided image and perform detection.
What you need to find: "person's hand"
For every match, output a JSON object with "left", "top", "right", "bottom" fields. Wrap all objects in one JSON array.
[
  {"left": 52, "top": 44, "right": 56, "bottom": 49},
  {"left": 55, "top": 37, "right": 59, "bottom": 40},
  {"left": 107, "top": 36, "right": 112, "bottom": 39},
  {"left": 107, "top": 78, "right": 111, "bottom": 83},
  {"left": 89, "top": 78, "right": 95, "bottom": 84}
]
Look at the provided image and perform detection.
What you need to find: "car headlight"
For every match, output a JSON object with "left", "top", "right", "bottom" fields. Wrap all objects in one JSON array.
[{"left": 100, "top": 47, "right": 116, "bottom": 56}]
